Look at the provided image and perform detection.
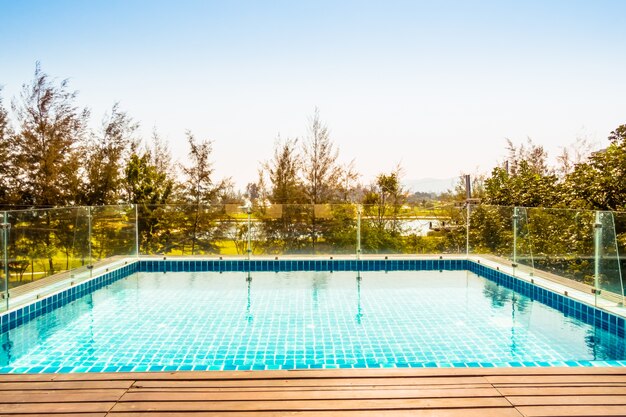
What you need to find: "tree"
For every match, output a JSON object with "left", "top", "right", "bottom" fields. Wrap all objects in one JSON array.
[
  {"left": 483, "top": 139, "right": 562, "bottom": 207},
  {"left": 150, "top": 129, "right": 175, "bottom": 181},
  {"left": 336, "top": 160, "right": 360, "bottom": 202},
  {"left": 483, "top": 162, "right": 561, "bottom": 207},
  {"left": 0, "top": 90, "right": 14, "bottom": 205},
  {"left": 301, "top": 108, "right": 342, "bottom": 204},
  {"left": 258, "top": 137, "right": 308, "bottom": 252},
  {"left": 82, "top": 103, "right": 138, "bottom": 205},
  {"left": 300, "top": 109, "right": 347, "bottom": 250},
  {"left": 124, "top": 149, "right": 174, "bottom": 254},
  {"left": 361, "top": 168, "right": 408, "bottom": 252},
  {"left": 556, "top": 136, "right": 596, "bottom": 178},
  {"left": 10, "top": 63, "right": 89, "bottom": 207},
  {"left": 181, "top": 131, "right": 228, "bottom": 204},
  {"left": 178, "top": 131, "right": 230, "bottom": 254},
  {"left": 564, "top": 124, "right": 626, "bottom": 211},
  {"left": 264, "top": 137, "right": 304, "bottom": 204},
  {"left": 9, "top": 64, "right": 90, "bottom": 275},
  {"left": 505, "top": 137, "right": 551, "bottom": 177}
]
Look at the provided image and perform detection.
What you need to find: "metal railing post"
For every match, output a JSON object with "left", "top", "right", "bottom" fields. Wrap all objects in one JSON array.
[
  {"left": 356, "top": 205, "right": 362, "bottom": 260},
  {"left": 466, "top": 203, "right": 470, "bottom": 258},
  {"left": 513, "top": 207, "right": 519, "bottom": 267},
  {"left": 134, "top": 204, "right": 140, "bottom": 258},
  {"left": 87, "top": 207, "right": 93, "bottom": 277},
  {"left": 247, "top": 206, "right": 252, "bottom": 262},
  {"left": 2, "top": 211, "right": 9, "bottom": 311},
  {"left": 594, "top": 211, "right": 603, "bottom": 304},
  {"left": 465, "top": 174, "right": 471, "bottom": 258}
]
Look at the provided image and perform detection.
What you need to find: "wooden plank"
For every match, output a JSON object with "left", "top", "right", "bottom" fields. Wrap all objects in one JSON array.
[
  {"left": 0, "top": 389, "right": 126, "bottom": 403},
  {"left": 508, "top": 395, "right": 626, "bottom": 406},
  {"left": 50, "top": 372, "right": 151, "bottom": 382},
  {"left": 126, "top": 383, "right": 495, "bottom": 392},
  {"left": 517, "top": 405, "right": 626, "bottom": 416},
  {"left": 0, "top": 380, "right": 133, "bottom": 391},
  {"left": 120, "top": 387, "right": 501, "bottom": 402},
  {"left": 487, "top": 375, "right": 626, "bottom": 384},
  {"left": 0, "top": 367, "right": 616, "bottom": 383},
  {"left": 496, "top": 382, "right": 626, "bottom": 388},
  {"left": 0, "top": 402, "right": 115, "bottom": 414},
  {"left": 498, "top": 386, "right": 626, "bottom": 396},
  {"left": 131, "top": 376, "right": 489, "bottom": 389},
  {"left": 108, "top": 409, "right": 524, "bottom": 417},
  {"left": 0, "top": 368, "right": 625, "bottom": 417},
  {"left": 89, "top": 367, "right": 626, "bottom": 380},
  {"left": 146, "top": 375, "right": 493, "bottom": 385},
  {"left": 0, "top": 374, "right": 56, "bottom": 382},
  {"left": 0, "top": 414, "right": 107, "bottom": 417},
  {"left": 110, "top": 397, "right": 513, "bottom": 412}
]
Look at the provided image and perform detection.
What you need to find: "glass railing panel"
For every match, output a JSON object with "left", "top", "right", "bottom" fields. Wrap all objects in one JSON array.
[
  {"left": 467, "top": 205, "right": 514, "bottom": 261},
  {"left": 514, "top": 207, "right": 535, "bottom": 273},
  {"left": 596, "top": 211, "right": 624, "bottom": 304},
  {"left": 525, "top": 207, "right": 595, "bottom": 286},
  {"left": 308, "top": 204, "right": 357, "bottom": 256},
  {"left": 138, "top": 204, "right": 177, "bottom": 255},
  {"left": 1, "top": 212, "right": 8, "bottom": 312},
  {"left": 614, "top": 210, "right": 626, "bottom": 305},
  {"left": 6, "top": 207, "right": 87, "bottom": 282},
  {"left": 249, "top": 204, "right": 357, "bottom": 256},
  {"left": 359, "top": 203, "right": 408, "bottom": 255},
  {"left": 402, "top": 203, "right": 466, "bottom": 255},
  {"left": 139, "top": 204, "right": 232, "bottom": 256},
  {"left": 90, "top": 204, "right": 137, "bottom": 262},
  {"left": 360, "top": 203, "right": 465, "bottom": 256},
  {"left": 5, "top": 207, "right": 90, "bottom": 308},
  {"left": 220, "top": 204, "right": 251, "bottom": 257}
]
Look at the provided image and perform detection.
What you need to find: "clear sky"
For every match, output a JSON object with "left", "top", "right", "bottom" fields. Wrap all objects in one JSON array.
[{"left": 1, "top": 0, "right": 625, "bottom": 189}]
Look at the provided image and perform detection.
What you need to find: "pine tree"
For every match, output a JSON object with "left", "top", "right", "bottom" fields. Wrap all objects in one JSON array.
[
  {"left": 0, "top": 90, "right": 14, "bottom": 205},
  {"left": 179, "top": 131, "right": 230, "bottom": 254},
  {"left": 10, "top": 63, "right": 90, "bottom": 207},
  {"left": 301, "top": 108, "right": 342, "bottom": 204},
  {"left": 82, "top": 103, "right": 138, "bottom": 205}
]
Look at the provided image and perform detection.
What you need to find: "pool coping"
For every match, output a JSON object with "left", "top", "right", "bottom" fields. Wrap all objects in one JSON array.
[{"left": 1, "top": 256, "right": 625, "bottom": 373}]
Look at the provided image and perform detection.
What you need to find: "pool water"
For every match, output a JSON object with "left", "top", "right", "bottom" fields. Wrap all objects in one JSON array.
[{"left": 1, "top": 270, "right": 625, "bottom": 372}]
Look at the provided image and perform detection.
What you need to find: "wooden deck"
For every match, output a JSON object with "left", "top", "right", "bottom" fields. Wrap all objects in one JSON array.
[{"left": 1, "top": 367, "right": 626, "bottom": 416}]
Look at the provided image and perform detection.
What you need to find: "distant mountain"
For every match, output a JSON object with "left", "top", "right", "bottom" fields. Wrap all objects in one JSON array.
[{"left": 404, "top": 177, "right": 457, "bottom": 194}]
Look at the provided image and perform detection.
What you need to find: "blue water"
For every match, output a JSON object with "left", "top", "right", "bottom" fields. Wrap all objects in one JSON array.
[{"left": 1, "top": 270, "right": 625, "bottom": 372}]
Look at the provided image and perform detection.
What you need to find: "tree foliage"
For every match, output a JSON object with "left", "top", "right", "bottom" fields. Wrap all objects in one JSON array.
[
  {"left": 0, "top": 90, "right": 14, "bottom": 205},
  {"left": 82, "top": 103, "right": 138, "bottom": 205},
  {"left": 178, "top": 132, "right": 230, "bottom": 254},
  {"left": 361, "top": 169, "right": 408, "bottom": 253},
  {"left": 264, "top": 137, "right": 304, "bottom": 204},
  {"left": 564, "top": 125, "right": 626, "bottom": 211},
  {"left": 10, "top": 63, "right": 89, "bottom": 206},
  {"left": 301, "top": 108, "right": 342, "bottom": 204}
]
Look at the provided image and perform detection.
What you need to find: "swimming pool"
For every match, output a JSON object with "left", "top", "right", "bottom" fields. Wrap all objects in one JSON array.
[{"left": 0, "top": 259, "right": 625, "bottom": 373}]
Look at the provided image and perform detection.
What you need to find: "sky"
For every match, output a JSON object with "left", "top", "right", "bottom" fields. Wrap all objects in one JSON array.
[{"left": 1, "top": 0, "right": 626, "bottom": 190}]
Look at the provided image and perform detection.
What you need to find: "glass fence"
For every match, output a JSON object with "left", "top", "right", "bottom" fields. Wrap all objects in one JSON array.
[
  {"left": 0, "top": 205, "right": 137, "bottom": 311},
  {"left": 0, "top": 203, "right": 624, "bottom": 312}
]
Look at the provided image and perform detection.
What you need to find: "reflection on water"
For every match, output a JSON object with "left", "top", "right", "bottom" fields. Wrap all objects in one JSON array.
[{"left": 356, "top": 271, "right": 363, "bottom": 324}]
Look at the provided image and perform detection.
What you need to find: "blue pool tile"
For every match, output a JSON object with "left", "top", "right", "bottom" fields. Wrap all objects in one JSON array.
[{"left": 2, "top": 258, "right": 626, "bottom": 373}]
